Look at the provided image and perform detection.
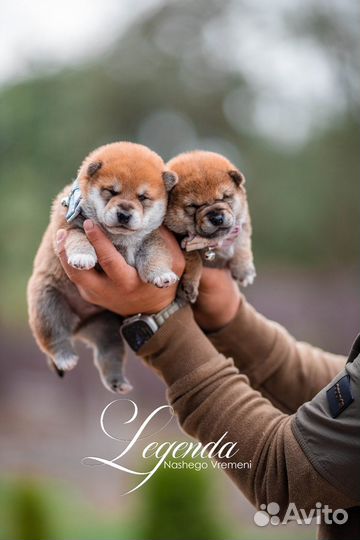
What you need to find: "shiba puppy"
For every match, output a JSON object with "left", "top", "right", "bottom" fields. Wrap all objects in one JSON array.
[
  {"left": 165, "top": 150, "right": 256, "bottom": 302},
  {"left": 28, "top": 142, "right": 178, "bottom": 393}
]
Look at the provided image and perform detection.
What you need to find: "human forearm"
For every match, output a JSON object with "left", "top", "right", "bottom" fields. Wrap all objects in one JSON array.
[
  {"left": 139, "top": 306, "right": 354, "bottom": 513},
  {"left": 208, "top": 297, "right": 346, "bottom": 413}
]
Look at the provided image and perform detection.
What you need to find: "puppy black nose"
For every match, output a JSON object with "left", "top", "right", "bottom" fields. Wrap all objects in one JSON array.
[
  {"left": 207, "top": 211, "right": 224, "bottom": 227},
  {"left": 117, "top": 211, "right": 131, "bottom": 225}
]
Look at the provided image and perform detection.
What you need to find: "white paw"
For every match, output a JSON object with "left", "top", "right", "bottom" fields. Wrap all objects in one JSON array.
[
  {"left": 152, "top": 271, "right": 179, "bottom": 288},
  {"left": 237, "top": 264, "right": 256, "bottom": 287},
  {"left": 104, "top": 376, "right": 133, "bottom": 395},
  {"left": 178, "top": 280, "right": 199, "bottom": 303},
  {"left": 68, "top": 253, "right": 97, "bottom": 270},
  {"left": 53, "top": 353, "right": 79, "bottom": 371}
]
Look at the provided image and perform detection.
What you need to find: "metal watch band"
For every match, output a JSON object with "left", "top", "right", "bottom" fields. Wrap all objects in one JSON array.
[
  {"left": 120, "top": 297, "right": 188, "bottom": 352},
  {"left": 153, "top": 297, "right": 188, "bottom": 328}
]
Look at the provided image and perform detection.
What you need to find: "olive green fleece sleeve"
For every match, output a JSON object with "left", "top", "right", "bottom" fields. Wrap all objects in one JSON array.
[
  {"left": 139, "top": 305, "right": 355, "bottom": 515},
  {"left": 207, "top": 296, "right": 346, "bottom": 413}
]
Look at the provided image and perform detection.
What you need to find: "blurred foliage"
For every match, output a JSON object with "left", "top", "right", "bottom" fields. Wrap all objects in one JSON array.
[
  {"left": 0, "top": 466, "right": 235, "bottom": 540},
  {"left": 0, "top": 476, "right": 132, "bottom": 540},
  {"left": 7, "top": 479, "right": 51, "bottom": 540},
  {"left": 138, "top": 459, "right": 233, "bottom": 540},
  {"left": 0, "top": 470, "right": 315, "bottom": 540},
  {"left": 0, "top": 0, "right": 358, "bottom": 323}
]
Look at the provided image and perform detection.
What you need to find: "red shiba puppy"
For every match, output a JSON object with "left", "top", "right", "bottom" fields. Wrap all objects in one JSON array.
[
  {"left": 28, "top": 142, "right": 178, "bottom": 393},
  {"left": 165, "top": 150, "right": 255, "bottom": 302}
]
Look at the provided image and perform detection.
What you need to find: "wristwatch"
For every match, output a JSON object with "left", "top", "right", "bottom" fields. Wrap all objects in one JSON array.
[{"left": 120, "top": 298, "right": 187, "bottom": 352}]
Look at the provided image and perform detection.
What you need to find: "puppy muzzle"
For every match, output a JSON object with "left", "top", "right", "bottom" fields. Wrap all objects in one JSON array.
[
  {"left": 103, "top": 203, "right": 142, "bottom": 232},
  {"left": 196, "top": 204, "right": 234, "bottom": 237}
]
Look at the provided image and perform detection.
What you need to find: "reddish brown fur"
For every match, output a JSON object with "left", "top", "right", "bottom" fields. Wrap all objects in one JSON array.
[
  {"left": 78, "top": 142, "right": 168, "bottom": 200},
  {"left": 167, "top": 151, "right": 243, "bottom": 202},
  {"left": 27, "top": 142, "right": 177, "bottom": 392},
  {"left": 165, "top": 150, "right": 255, "bottom": 302}
]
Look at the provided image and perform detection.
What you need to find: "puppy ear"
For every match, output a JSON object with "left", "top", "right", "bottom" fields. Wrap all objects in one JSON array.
[
  {"left": 228, "top": 169, "right": 245, "bottom": 186},
  {"left": 162, "top": 171, "right": 178, "bottom": 191},
  {"left": 87, "top": 161, "right": 103, "bottom": 178}
]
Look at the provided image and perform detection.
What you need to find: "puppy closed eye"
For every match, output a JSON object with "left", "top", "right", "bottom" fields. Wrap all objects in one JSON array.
[
  {"left": 102, "top": 187, "right": 119, "bottom": 198},
  {"left": 185, "top": 203, "right": 200, "bottom": 215},
  {"left": 138, "top": 193, "right": 152, "bottom": 203}
]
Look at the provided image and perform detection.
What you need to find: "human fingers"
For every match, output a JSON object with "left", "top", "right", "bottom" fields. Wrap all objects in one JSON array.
[{"left": 83, "top": 220, "right": 138, "bottom": 284}]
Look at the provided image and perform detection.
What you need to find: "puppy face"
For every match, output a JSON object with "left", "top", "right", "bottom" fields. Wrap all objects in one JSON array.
[
  {"left": 165, "top": 151, "right": 246, "bottom": 239},
  {"left": 77, "top": 142, "right": 177, "bottom": 236}
]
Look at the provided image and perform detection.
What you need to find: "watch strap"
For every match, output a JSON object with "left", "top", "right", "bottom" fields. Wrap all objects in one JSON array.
[{"left": 153, "top": 297, "right": 187, "bottom": 328}]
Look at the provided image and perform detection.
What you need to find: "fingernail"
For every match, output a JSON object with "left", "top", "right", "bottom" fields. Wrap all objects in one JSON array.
[
  {"left": 56, "top": 229, "right": 66, "bottom": 244},
  {"left": 84, "top": 219, "right": 94, "bottom": 232}
]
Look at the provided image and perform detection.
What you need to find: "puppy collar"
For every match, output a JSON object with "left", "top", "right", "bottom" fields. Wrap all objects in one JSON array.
[
  {"left": 61, "top": 179, "right": 84, "bottom": 222},
  {"left": 181, "top": 224, "right": 242, "bottom": 253}
]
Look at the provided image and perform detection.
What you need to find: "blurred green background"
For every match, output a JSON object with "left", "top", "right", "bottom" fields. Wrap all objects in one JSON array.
[
  {"left": 0, "top": 1, "right": 358, "bottom": 539},
  {"left": 0, "top": 0, "right": 359, "bottom": 323}
]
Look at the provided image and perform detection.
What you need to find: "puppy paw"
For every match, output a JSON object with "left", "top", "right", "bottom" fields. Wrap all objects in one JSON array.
[
  {"left": 53, "top": 352, "right": 79, "bottom": 372},
  {"left": 178, "top": 280, "right": 199, "bottom": 303},
  {"left": 46, "top": 356, "right": 64, "bottom": 377},
  {"left": 103, "top": 375, "right": 133, "bottom": 395},
  {"left": 151, "top": 271, "right": 179, "bottom": 288},
  {"left": 232, "top": 263, "right": 256, "bottom": 287},
  {"left": 68, "top": 252, "right": 97, "bottom": 270}
]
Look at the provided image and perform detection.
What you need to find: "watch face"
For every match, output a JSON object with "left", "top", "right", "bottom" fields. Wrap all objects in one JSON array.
[{"left": 121, "top": 320, "right": 155, "bottom": 352}]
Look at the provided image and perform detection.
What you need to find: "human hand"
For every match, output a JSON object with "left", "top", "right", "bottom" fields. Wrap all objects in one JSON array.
[
  {"left": 56, "top": 220, "right": 185, "bottom": 316},
  {"left": 192, "top": 268, "right": 241, "bottom": 332}
]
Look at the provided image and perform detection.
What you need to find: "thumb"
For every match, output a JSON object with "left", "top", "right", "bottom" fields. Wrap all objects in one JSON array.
[
  {"left": 83, "top": 219, "right": 135, "bottom": 280},
  {"left": 55, "top": 228, "right": 67, "bottom": 255}
]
